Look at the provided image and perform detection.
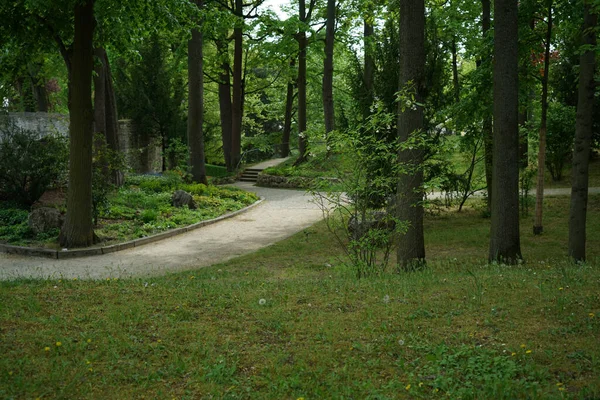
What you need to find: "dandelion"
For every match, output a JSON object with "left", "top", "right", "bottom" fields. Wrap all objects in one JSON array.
[
  {"left": 520, "top": 344, "right": 526, "bottom": 348},
  {"left": 44, "top": 347, "right": 50, "bottom": 352},
  {"left": 559, "top": 287, "right": 564, "bottom": 291},
  {"left": 556, "top": 383, "right": 563, "bottom": 387},
  {"left": 87, "top": 339, "right": 92, "bottom": 343},
  {"left": 434, "top": 388, "right": 439, "bottom": 393},
  {"left": 405, "top": 384, "right": 411, "bottom": 391},
  {"left": 526, "top": 350, "right": 532, "bottom": 354},
  {"left": 189, "top": 276, "right": 195, "bottom": 279},
  {"left": 86, "top": 360, "right": 91, "bottom": 365},
  {"left": 258, "top": 298, "right": 266, "bottom": 305},
  {"left": 297, "top": 398, "right": 305, "bottom": 400},
  {"left": 558, "top": 387, "right": 565, "bottom": 391},
  {"left": 589, "top": 313, "right": 595, "bottom": 318},
  {"left": 511, "top": 352, "right": 516, "bottom": 356},
  {"left": 55, "top": 342, "right": 62, "bottom": 347},
  {"left": 383, "top": 295, "right": 390, "bottom": 304},
  {"left": 418, "top": 382, "right": 424, "bottom": 387}
]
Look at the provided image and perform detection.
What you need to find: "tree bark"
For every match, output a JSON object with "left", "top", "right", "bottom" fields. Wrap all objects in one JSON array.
[
  {"left": 188, "top": 0, "right": 208, "bottom": 184},
  {"left": 481, "top": 0, "right": 493, "bottom": 213},
  {"left": 533, "top": 1, "right": 553, "bottom": 235},
  {"left": 568, "top": 4, "right": 597, "bottom": 262},
  {"left": 295, "top": 0, "right": 309, "bottom": 165},
  {"left": 322, "top": 0, "right": 335, "bottom": 145},
  {"left": 396, "top": 0, "right": 426, "bottom": 270},
  {"left": 282, "top": 58, "right": 296, "bottom": 158},
  {"left": 216, "top": 40, "right": 233, "bottom": 171},
  {"left": 60, "top": 0, "right": 96, "bottom": 248},
  {"left": 489, "top": 0, "right": 522, "bottom": 263},
  {"left": 231, "top": 0, "right": 243, "bottom": 169}
]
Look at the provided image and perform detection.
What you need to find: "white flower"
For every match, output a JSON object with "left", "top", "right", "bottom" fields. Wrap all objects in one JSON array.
[
  {"left": 258, "top": 298, "right": 266, "bottom": 305},
  {"left": 398, "top": 339, "right": 405, "bottom": 346},
  {"left": 383, "top": 295, "right": 390, "bottom": 304}
]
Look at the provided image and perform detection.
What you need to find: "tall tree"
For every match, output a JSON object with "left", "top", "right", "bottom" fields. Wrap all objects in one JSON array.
[
  {"left": 282, "top": 58, "right": 297, "bottom": 158},
  {"left": 322, "top": 0, "right": 336, "bottom": 143},
  {"left": 481, "top": 0, "right": 493, "bottom": 212},
  {"left": 93, "top": 47, "right": 122, "bottom": 186},
  {"left": 231, "top": 0, "right": 244, "bottom": 169},
  {"left": 216, "top": 39, "right": 234, "bottom": 170},
  {"left": 533, "top": 0, "right": 554, "bottom": 235},
  {"left": 294, "top": 0, "right": 316, "bottom": 165},
  {"left": 60, "top": 0, "right": 96, "bottom": 248},
  {"left": 489, "top": 0, "right": 522, "bottom": 263},
  {"left": 568, "top": 2, "right": 597, "bottom": 262},
  {"left": 396, "top": 0, "right": 426, "bottom": 269},
  {"left": 188, "top": 0, "right": 208, "bottom": 184}
]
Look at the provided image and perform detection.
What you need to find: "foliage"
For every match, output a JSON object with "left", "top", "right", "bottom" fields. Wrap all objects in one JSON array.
[
  {"left": 546, "top": 102, "right": 576, "bottom": 181},
  {"left": 312, "top": 114, "right": 407, "bottom": 278},
  {"left": 0, "top": 123, "right": 68, "bottom": 206}
]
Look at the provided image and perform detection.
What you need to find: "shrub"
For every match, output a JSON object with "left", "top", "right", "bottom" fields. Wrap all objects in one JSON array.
[{"left": 0, "top": 123, "right": 68, "bottom": 205}]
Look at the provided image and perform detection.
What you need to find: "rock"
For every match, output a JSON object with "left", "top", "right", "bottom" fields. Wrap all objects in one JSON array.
[
  {"left": 28, "top": 207, "right": 64, "bottom": 234},
  {"left": 172, "top": 190, "right": 197, "bottom": 210}
]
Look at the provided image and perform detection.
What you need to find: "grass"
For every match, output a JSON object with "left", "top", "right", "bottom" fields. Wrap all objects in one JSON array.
[
  {"left": 0, "top": 195, "right": 599, "bottom": 398},
  {"left": 0, "top": 173, "right": 258, "bottom": 249}
]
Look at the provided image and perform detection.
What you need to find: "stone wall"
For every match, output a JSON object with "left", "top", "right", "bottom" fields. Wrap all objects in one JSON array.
[
  {"left": 0, "top": 112, "right": 68, "bottom": 137},
  {"left": 0, "top": 113, "right": 162, "bottom": 173}
]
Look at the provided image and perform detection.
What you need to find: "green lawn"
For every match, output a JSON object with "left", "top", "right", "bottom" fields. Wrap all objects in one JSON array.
[{"left": 0, "top": 195, "right": 598, "bottom": 399}]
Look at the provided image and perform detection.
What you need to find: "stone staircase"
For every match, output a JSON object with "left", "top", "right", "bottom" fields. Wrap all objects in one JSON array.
[{"left": 239, "top": 168, "right": 261, "bottom": 183}]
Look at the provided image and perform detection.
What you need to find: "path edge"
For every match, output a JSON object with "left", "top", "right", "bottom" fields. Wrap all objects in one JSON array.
[{"left": 0, "top": 198, "right": 264, "bottom": 260}]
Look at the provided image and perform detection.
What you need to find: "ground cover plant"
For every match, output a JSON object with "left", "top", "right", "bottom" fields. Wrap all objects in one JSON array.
[
  {"left": 0, "top": 173, "right": 257, "bottom": 249},
  {"left": 0, "top": 195, "right": 598, "bottom": 399}
]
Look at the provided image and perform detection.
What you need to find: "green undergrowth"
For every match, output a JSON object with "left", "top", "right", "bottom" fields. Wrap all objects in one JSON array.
[
  {"left": 0, "top": 173, "right": 257, "bottom": 248},
  {"left": 0, "top": 195, "right": 598, "bottom": 398}
]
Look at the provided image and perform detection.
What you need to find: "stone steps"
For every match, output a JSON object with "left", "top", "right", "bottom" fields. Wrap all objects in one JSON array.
[{"left": 239, "top": 168, "right": 261, "bottom": 183}]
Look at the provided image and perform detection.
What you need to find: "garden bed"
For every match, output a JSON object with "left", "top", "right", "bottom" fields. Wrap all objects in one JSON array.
[{"left": 0, "top": 173, "right": 258, "bottom": 252}]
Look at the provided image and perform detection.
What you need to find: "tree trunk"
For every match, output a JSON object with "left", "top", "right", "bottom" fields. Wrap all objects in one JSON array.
[
  {"left": 60, "top": 0, "right": 96, "bottom": 248},
  {"left": 568, "top": 4, "right": 597, "bottom": 262},
  {"left": 295, "top": 0, "right": 309, "bottom": 165},
  {"left": 322, "top": 0, "right": 335, "bottom": 146},
  {"left": 489, "top": 0, "right": 522, "bottom": 263},
  {"left": 94, "top": 48, "right": 123, "bottom": 186},
  {"left": 451, "top": 36, "right": 460, "bottom": 103},
  {"left": 363, "top": 18, "right": 374, "bottom": 120},
  {"left": 396, "top": 0, "right": 426, "bottom": 270},
  {"left": 282, "top": 59, "right": 296, "bottom": 158},
  {"left": 481, "top": 0, "right": 493, "bottom": 213},
  {"left": 231, "top": 0, "right": 243, "bottom": 169},
  {"left": 216, "top": 40, "right": 233, "bottom": 171},
  {"left": 533, "top": 1, "right": 553, "bottom": 235},
  {"left": 188, "top": 0, "right": 208, "bottom": 184},
  {"left": 28, "top": 63, "right": 49, "bottom": 112}
]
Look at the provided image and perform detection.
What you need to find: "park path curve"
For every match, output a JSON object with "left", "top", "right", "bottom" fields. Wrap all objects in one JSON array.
[{"left": 0, "top": 182, "right": 323, "bottom": 281}]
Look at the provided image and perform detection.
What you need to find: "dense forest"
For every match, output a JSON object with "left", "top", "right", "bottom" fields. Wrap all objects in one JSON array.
[{"left": 0, "top": 0, "right": 598, "bottom": 262}]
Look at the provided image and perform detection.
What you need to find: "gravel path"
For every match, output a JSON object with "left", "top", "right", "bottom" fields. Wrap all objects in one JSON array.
[{"left": 0, "top": 183, "right": 322, "bottom": 281}]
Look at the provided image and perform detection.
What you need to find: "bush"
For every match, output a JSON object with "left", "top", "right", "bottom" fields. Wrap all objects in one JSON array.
[{"left": 0, "top": 123, "right": 68, "bottom": 205}]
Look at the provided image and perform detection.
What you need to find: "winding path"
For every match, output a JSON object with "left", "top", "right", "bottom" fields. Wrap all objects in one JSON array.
[{"left": 0, "top": 183, "right": 323, "bottom": 280}]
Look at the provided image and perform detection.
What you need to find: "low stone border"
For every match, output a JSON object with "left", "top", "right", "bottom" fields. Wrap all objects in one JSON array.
[
  {"left": 0, "top": 198, "right": 264, "bottom": 260},
  {"left": 256, "top": 173, "right": 313, "bottom": 189}
]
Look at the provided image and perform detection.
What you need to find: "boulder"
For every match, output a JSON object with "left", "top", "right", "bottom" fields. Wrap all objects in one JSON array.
[
  {"left": 171, "top": 190, "right": 197, "bottom": 210},
  {"left": 28, "top": 207, "right": 64, "bottom": 234}
]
